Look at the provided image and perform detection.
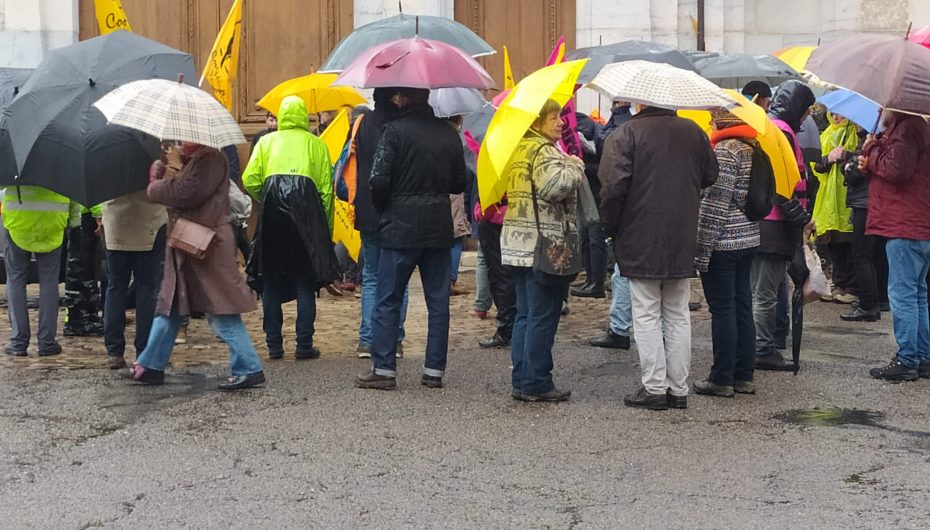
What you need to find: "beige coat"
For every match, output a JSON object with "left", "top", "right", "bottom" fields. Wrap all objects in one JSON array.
[
  {"left": 147, "top": 148, "right": 256, "bottom": 317},
  {"left": 450, "top": 193, "right": 470, "bottom": 239},
  {"left": 102, "top": 190, "right": 167, "bottom": 252},
  {"left": 500, "top": 131, "right": 583, "bottom": 268}
]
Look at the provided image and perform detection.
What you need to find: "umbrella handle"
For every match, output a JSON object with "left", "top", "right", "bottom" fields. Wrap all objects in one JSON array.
[{"left": 871, "top": 108, "right": 883, "bottom": 135}]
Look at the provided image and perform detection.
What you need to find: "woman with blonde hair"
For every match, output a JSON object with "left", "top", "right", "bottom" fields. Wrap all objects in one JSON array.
[{"left": 501, "top": 99, "right": 584, "bottom": 402}]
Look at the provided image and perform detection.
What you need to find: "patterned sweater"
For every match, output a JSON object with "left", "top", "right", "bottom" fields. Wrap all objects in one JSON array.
[
  {"left": 695, "top": 137, "right": 760, "bottom": 272},
  {"left": 501, "top": 132, "right": 583, "bottom": 268}
]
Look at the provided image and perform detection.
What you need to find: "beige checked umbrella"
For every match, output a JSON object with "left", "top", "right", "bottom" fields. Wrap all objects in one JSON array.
[
  {"left": 93, "top": 78, "right": 245, "bottom": 149},
  {"left": 587, "top": 60, "right": 736, "bottom": 110}
]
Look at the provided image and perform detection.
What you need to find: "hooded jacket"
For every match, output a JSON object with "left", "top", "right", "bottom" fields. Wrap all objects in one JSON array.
[
  {"left": 369, "top": 103, "right": 468, "bottom": 249},
  {"left": 863, "top": 112, "right": 930, "bottom": 241},
  {"left": 353, "top": 102, "right": 397, "bottom": 233},
  {"left": 242, "top": 96, "right": 333, "bottom": 229},
  {"left": 759, "top": 81, "right": 815, "bottom": 259}
]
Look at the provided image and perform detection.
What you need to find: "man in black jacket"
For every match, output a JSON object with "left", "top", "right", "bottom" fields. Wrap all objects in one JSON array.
[
  {"left": 353, "top": 90, "right": 409, "bottom": 359},
  {"left": 356, "top": 88, "right": 468, "bottom": 390}
]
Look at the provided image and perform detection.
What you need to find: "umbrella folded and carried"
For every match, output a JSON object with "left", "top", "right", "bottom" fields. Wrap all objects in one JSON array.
[
  {"left": 429, "top": 87, "right": 487, "bottom": 118},
  {"left": 805, "top": 34, "right": 930, "bottom": 116},
  {"left": 0, "top": 30, "right": 194, "bottom": 206},
  {"left": 565, "top": 40, "right": 697, "bottom": 83},
  {"left": 693, "top": 53, "right": 800, "bottom": 89},
  {"left": 587, "top": 60, "right": 736, "bottom": 110},
  {"left": 332, "top": 36, "right": 495, "bottom": 90},
  {"left": 817, "top": 89, "right": 882, "bottom": 131},
  {"left": 256, "top": 73, "right": 366, "bottom": 115},
  {"left": 476, "top": 60, "right": 588, "bottom": 209},
  {"left": 94, "top": 79, "right": 245, "bottom": 149},
  {"left": 320, "top": 13, "right": 495, "bottom": 73}
]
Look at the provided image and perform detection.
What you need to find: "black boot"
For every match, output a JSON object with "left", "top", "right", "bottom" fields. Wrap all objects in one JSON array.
[
  {"left": 589, "top": 329, "right": 630, "bottom": 349},
  {"left": 571, "top": 283, "right": 605, "bottom": 298}
]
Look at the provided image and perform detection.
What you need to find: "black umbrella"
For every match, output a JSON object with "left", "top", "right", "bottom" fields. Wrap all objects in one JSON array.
[
  {"left": 565, "top": 40, "right": 698, "bottom": 83},
  {"left": 0, "top": 68, "right": 32, "bottom": 109},
  {"left": 787, "top": 246, "right": 811, "bottom": 374},
  {"left": 0, "top": 30, "right": 195, "bottom": 206},
  {"left": 693, "top": 54, "right": 800, "bottom": 89}
]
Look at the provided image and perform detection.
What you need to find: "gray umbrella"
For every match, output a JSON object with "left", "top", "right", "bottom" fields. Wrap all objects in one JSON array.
[
  {"left": 0, "top": 30, "right": 195, "bottom": 206},
  {"left": 0, "top": 68, "right": 32, "bottom": 109},
  {"left": 320, "top": 14, "right": 495, "bottom": 72},
  {"left": 565, "top": 40, "right": 698, "bottom": 83},
  {"left": 694, "top": 54, "right": 800, "bottom": 89}
]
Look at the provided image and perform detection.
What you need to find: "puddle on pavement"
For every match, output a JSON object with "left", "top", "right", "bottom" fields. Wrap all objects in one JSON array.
[
  {"left": 777, "top": 407, "right": 930, "bottom": 451},
  {"left": 96, "top": 372, "right": 212, "bottom": 422}
]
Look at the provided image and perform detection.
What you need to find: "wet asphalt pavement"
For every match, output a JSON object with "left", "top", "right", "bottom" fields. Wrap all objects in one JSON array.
[{"left": 1, "top": 276, "right": 929, "bottom": 529}]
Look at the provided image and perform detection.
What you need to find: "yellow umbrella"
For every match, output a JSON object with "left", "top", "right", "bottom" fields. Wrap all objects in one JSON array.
[
  {"left": 476, "top": 59, "right": 588, "bottom": 209},
  {"left": 318, "top": 108, "right": 361, "bottom": 261},
  {"left": 773, "top": 46, "right": 817, "bottom": 72},
  {"left": 681, "top": 89, "right": 801, "bottom": 198},
  {"left": 257, "top": 73, "right": 366, "bottom": 114}
]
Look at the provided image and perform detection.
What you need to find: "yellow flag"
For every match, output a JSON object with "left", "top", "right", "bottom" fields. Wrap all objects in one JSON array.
[
  {"left": 503, "top": 46, "right": 515, "bottom": 90},
  {"left": 94, "top": 0, "right": 132, "bottom": 34},
  {"left": 319, "top": 109, "right": 350, "bottom": 164},
  {"left": 200, "top": 0, "right": 242, "bottom": 110}
]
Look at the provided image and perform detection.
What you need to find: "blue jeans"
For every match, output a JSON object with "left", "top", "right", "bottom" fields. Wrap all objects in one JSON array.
[
  {"left": 701, "top": 248, "right": 757, "bottom": 385},
  {"left": 104, "top": 227, "right": 165, "bottom": 357},
  {"left": 474, "top": 246, "right": 492, "bottom": 312},
  {"left": 609, "top": 264, "right": 632, "bottom": 336},
  {"left": 261, "top": 273, "right": 315, "bottom": 353},
  {"left": 450, "top": 237, "right": 464, "bottom": 283},
  {"left": 359, "top": 230, "right": 407, "bottom": 347},
  {"left": 371, "top": 248, "right": 451, "bottom": 377},
  {"left": 885, "top": 239, "right": 930, "bottom": 368},
  {"left": 510, "top": 267, "right": 564, "bottom": 395},
  {"left": 137, "top": 311, "right": 262, "bottom": 376}
]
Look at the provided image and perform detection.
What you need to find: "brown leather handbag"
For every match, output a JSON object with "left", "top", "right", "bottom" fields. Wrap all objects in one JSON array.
[{"left": 168, "top": 216, "right": 216, "bottom": 259}]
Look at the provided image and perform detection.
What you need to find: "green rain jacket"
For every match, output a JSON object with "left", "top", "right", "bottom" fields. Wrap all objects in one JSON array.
[{"left": 243, "top": 95, "right": 334, "bottom": 229}]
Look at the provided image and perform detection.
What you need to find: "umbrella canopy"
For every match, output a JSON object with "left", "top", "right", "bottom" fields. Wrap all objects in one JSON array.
[
  {"left": 332, "top": 36, "right": 495, "bottom": 90},
  {"left": 320, "top": 13, "right": 495, "bottom": 73},
  {"left": 476, "top": 60, "right": 587, "bottom": 209},
  {"left": 0, "top": 30, "right": 194, "bottom": 206},
  {"left": 94, "top": 79, "right": 245, "bottom": 149},
  {"left": 681, "top": 90, "right": 801, "bottom": 198},
  {"left": 805, "top": 34, "right": 930, "bottom": 116},
  {"left": 565, "top": 40, "right": 697, "bottom": 83},
  {"left": 772, "top": 46, "right": 817, "bottom": 72},
  {"left": 256, "top": 73, "right": 366, "bottom": 114},
  {"left": 0, "top": 68, "right": 32, "bottom": 109},
  {"left": 587, "top": 60, "right": 735, "bottom": 110},
  {"left": 817, "top": 89, "right": 881, "bottom": 131},
  {"left": 429, "top": 87, "right": 487, "bottom": 118},
  {"left": 693, "top": 53, "right": 801, "bottom": 89},
  {"left": 907, "top": 25, "right": 930, "bottom": 49},
  {"left": 462, "top": 103, "right": 495, "bottom": 143}
]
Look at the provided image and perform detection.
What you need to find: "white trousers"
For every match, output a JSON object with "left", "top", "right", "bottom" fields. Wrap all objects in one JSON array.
[{"left": 629, "top": 278, "right": 692, "bottom": 397}]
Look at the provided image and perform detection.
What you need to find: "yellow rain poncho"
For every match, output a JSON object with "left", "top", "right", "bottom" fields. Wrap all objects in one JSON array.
[{"left": 811, "top": 114, "right": 860, "bottom": 235}]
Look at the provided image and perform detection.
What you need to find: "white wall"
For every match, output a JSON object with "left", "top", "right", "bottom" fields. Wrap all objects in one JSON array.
[{"left": 0, "top": 0, "right": 78, "bottom": 67}]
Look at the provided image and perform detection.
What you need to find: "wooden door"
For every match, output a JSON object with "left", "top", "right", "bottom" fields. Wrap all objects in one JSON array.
[
  {"left": 455, "top": 0, "right": 576, "bottom": 94},
  {"left": 78, "top": 0, "right": 354, "bottom": 126}
]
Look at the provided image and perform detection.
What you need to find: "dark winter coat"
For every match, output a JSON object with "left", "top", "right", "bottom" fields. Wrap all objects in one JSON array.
[
  {"left": 598, "top": 107, "right": 718, "bottom": 279},
  {"left": 864, "top": 112, "right": 930, "bottom": 241},
  {"left": 369, "top": 103, "right": 468, "bottom": 249},
  {"left": 354, "top": 106, "right": 395, "bottom": 233},
  {"left": 596, "top": 105, "right": 632, "bottom": 156},
  {"left": 147, "top": 148, "right": 255, "bottom": 317}
]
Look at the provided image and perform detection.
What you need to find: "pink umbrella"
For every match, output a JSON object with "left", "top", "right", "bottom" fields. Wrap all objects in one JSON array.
[
  {"left": 332, "top": 36, "right": 495, "bottom": 90},
  {"left": 908, "top": 25, "right": 930, "bottom": 49}
]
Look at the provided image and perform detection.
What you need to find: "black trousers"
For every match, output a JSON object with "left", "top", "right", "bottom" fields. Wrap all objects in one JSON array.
[
  {"left": 578, "top": 221, "right": 608, "bottom": 288},
  {"left": 478, "top": 220, "right": 515, "bottom": 339},
  {"left": 828, "top": 240, "right": 855, "bottom": 293},
  {"left": 850, "top": 208, "right": 888, "bottom": 311}
]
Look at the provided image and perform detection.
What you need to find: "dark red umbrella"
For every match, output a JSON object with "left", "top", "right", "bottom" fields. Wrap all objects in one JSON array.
[{"left": 805, "top": 34, "right": 930, "bottom": 116}]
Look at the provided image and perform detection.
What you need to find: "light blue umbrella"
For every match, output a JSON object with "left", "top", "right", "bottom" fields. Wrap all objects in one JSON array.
[{"left": 818, "top": 88, "right": 881, "bottom": 131}]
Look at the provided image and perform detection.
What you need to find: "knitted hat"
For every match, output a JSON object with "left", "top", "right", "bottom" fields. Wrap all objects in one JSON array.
[{"left": 710, "top": 107, "right": 744, "bottom": 129}]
